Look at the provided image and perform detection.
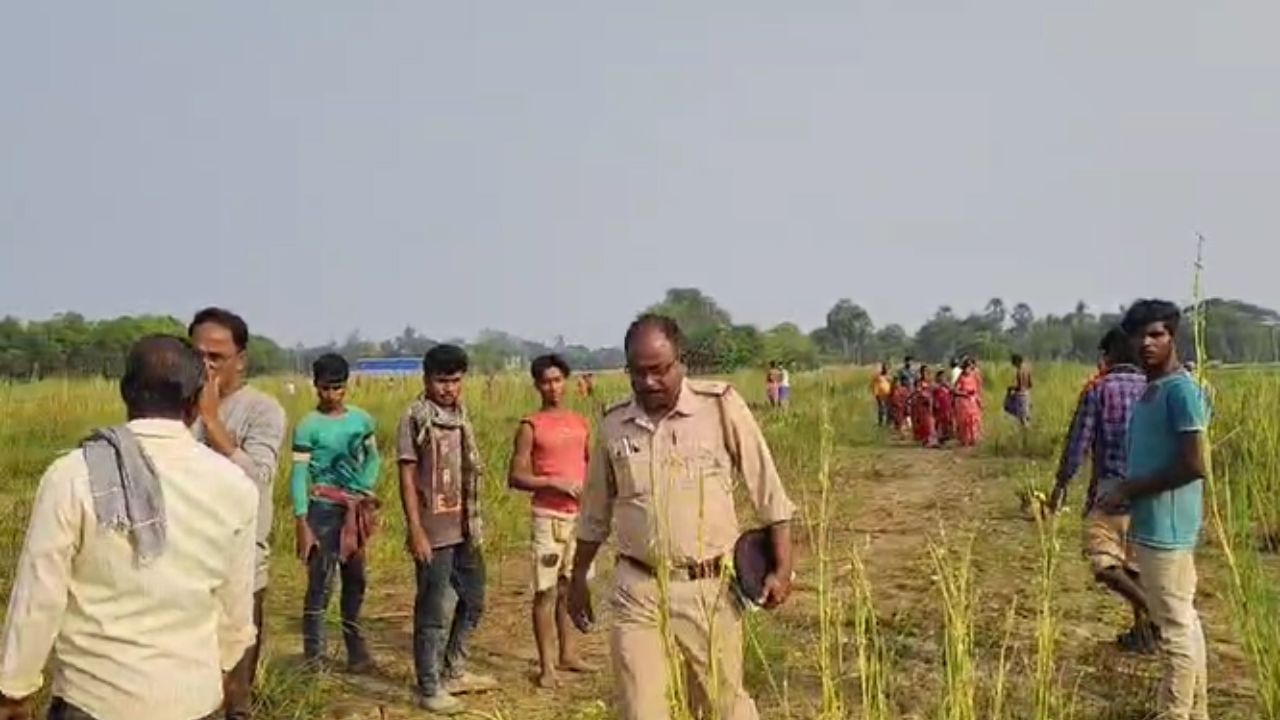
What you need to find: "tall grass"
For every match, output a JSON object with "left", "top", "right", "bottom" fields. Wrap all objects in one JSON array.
[{"left": 1, "top": 357, "right": 1277, "bottom": 719}]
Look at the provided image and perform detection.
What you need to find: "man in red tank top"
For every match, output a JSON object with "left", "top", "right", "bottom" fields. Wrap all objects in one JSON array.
[{"left": 507, "top": 354, "right": 596, "bottom": 689}]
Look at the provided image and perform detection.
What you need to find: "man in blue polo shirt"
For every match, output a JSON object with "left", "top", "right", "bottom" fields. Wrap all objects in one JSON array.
[{"left": 1098, "top": 299, "right": 1209, "bottom": 720}]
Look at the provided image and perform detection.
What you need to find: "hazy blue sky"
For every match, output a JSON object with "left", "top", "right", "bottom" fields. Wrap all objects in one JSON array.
[{"left": 2, "top": 2, "right": 1277, "bottom": 347}]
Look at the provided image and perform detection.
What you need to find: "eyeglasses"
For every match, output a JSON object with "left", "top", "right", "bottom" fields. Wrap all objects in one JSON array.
[{"left": 627, "top": 359, "right": 677, "bottom": 382}]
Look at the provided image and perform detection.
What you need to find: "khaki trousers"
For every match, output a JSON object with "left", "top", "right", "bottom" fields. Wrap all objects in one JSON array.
[
  {"left": 610, "top": 559, "right": 758, "bottom": 720},
  {"left": 1136, "top": 545, "right": 1209, "bottom": 720}
]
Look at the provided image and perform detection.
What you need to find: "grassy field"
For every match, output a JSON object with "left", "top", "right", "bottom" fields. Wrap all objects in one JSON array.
[{"left": 1, "top": 362, "right": 1278, "bottom": 719}]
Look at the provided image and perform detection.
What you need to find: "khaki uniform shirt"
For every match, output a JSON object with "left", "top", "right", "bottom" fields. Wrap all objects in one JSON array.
[{"left": 577, "top": 379, "right": 794, "bottom": 567}]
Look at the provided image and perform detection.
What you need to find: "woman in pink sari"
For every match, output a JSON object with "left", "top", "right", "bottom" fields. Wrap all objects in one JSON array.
[{"left": 953, "top": 359, "right": 984, "bottom": 447}]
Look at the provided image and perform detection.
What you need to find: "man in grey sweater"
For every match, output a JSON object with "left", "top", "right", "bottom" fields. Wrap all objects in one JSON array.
[{"left": 189, "top": 308, "right": 287, "bottom": 720}]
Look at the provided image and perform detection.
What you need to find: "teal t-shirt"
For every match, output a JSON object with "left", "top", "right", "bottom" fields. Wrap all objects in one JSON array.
[
  {"left": 1125, "top": 371, "right": 1208, "bottom": 550},
  {"left": 290, "top": 407, "right": 381, "bottom": 517}
]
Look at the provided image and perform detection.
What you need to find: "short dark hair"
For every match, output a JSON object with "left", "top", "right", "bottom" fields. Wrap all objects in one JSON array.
[
  {"left": 1097, "top": 326, "right": 1136, "bottom": 365},
  {"left": 312, "top": 353, "right": 349, "bottom": 385},
  {"left": 121, "top": 335, "right": 206, "bottom": 418},
  {"left": 531, "top": 353, "right": 571, "bottom": 381},
  {"left": 189, "top": 307, "right": 250, "bottom": 351},
  {"left": 423, "top": 344, "right": 469, "bottom": 376},
  {"left": 624, "top": 313, "right": 685, "bottom": 358},
  {"left": 904, "top": 355, "right": 915, "bottom": 364},
  {"left": 1011, "top": 353, "right": 1024, "bottom": 366},
  {"left": 1121, "top": 299, "right": 1182, "bottom": 337}
]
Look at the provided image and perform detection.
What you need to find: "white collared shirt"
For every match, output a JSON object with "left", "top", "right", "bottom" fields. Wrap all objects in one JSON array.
[{"left": 0, "top": 418, "right": 259, "bottom": 720}]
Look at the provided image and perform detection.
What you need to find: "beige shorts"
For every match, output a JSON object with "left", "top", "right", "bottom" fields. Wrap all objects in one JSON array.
[
  {"left": 532, "top": 514, "right": 592, "bottom": 593},
  {"left": 1083, "top": 509, "right": 1138, "bottom": 575}
]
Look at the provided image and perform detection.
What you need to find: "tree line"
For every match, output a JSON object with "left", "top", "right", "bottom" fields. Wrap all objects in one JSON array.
[{"left": 0, "top": 293, "right": 1275, "bottom": 380}]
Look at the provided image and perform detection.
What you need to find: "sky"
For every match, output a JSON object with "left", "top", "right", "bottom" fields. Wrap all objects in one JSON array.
[{"left": 2, "top": 2, "right": 1278, "bottom": 348}]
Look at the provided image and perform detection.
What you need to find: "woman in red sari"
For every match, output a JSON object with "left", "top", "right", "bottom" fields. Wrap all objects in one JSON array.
[
  {"left": 932, "top": 370, "right": 954, "bottom": 444},
  {"left": 953, "top": 359, "right": 984, "bottom": 447},
  {"left": 910, "top": 367, "right": 935, "bottom": 446}
]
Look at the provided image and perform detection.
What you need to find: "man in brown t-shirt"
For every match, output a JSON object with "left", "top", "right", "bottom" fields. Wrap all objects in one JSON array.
[{"left": 396, "top": 345, "right": 495, "bottom": 716}]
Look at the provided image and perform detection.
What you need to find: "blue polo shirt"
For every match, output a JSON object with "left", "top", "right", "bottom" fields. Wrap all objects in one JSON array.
[{"left": 1125, "top": 371, "right": 1208, "bottom": 550}]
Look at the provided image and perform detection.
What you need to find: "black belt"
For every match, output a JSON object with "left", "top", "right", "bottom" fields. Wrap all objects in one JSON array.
[{"left": 622, "top": 554, "right": 724, "bottom": 581}]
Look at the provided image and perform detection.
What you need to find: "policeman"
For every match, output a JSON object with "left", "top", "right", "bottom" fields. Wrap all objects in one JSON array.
[{"left": 567, "top": 314, "right": 795, "bottom": 720}]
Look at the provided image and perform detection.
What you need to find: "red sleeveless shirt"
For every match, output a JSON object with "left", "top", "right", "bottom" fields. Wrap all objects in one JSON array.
[{"left": 526, "top": 409, "right": 590, "bottom": 517}]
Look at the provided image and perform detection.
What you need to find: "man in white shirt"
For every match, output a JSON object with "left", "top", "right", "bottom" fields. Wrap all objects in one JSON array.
[{"left": 0, "top": 336, "right": 258, "bottom": 720}]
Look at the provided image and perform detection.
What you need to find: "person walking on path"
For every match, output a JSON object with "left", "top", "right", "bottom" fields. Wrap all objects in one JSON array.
[
  {"left": 932, "top": 370, "right": 954, "bottom": 444},
  {"left": 189, "top": 308, "right": 287, "bottom": 720},
  {"left": 910, "top": 367, "right": 936, "bottom": 447},
  {"left": 953, "top": 359, "right": 984, "bottom": 447},
  {"left": 871, "top": 363, "right": 893, "bottom": 427},
  {"left": 1005, "top": 354, "right": 1033, "bottom": 427},
  {"left": 507, "top": 354, "right": 597, "bottom": 689},
  {"left": 1097, "top": 300, "right": 1210, "bottom": 720},
  {"left": 1050, "top": 328, "right": 1154, "bottom": 653},
  {"left": 0, "top": 336, "right": 258, "bottom": 720},
  {"left": 396, "top": 345, "right": 497, "bottom": 715},
  {"left": 289, "top": 353, "right": 381, "bottom": 671},
  {"left": 567, "top": 314, "right": 796, "bottom": 720}
]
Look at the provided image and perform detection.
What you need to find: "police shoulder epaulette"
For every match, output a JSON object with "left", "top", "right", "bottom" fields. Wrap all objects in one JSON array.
[
  {"left": 602, "top": 398, "right": 631, "bottom": 416},
  {"left": 688, "top": 379, "right": 731, "bottom": 397}
]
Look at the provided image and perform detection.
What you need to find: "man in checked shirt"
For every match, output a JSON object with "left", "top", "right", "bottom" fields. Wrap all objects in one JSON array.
[{"left": 1050, "top": 327, "right": 1155, "bottom": 653}]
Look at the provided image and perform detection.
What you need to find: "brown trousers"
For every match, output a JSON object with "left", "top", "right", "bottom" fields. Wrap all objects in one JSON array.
[
  {"left": 223, "top": 589, "right": 266, "bottom": 720},
  {"left": 610, "top": 560, "right": 758, "bottom": 720}
]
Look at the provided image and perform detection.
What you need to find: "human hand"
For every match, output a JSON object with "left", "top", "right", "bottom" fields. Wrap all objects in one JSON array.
[
  {"left": 552, "top": 479, "right": 582, "bottom": 499},
  {"left": 1096, "top": 488, "right": 1128, "bottom": 514},
  {"left": 296, "top": 519, "right": 318, "bottom": 562},
  {"left": 759, "top": 571, "right": 793, "bottom": 610},
  {"left": 408, "top": 526, "right": 433, "bottom": 564},
  {"left": 199, "top": 370, "right": 221, "bottom": 420},
  {"left": 567, "top": 574, "right": 595, "bottom": 632}
]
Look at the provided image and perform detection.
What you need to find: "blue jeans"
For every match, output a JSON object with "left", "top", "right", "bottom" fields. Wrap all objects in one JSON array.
[
  {"left": 303, "top": 502, "right": 368, "bottom": 662},
  {"left": 413, "top": 540, "right": 486, "bottom": 696}
]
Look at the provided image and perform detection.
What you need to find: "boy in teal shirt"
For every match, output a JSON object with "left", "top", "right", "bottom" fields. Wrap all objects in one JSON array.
[
  {"left": 291, "top": 353, "right": 381, "bottom": 671},
  {"left": 1099, "top": 299, "right": 1209, "bottom": 720}
]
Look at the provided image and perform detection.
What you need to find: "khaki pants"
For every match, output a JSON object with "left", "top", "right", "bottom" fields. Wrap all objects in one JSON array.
[
  {"left": 532, "top": 514, "right": 592, "bottom": 593},
  {"left": 1136, "top": 545, "right": 1209, "bottom": 720},
  {"left": 1082, "top": 510, "right": 1138, "bottom": 575},
  {"left": 611, "top": 559, "right": 758, "bottom": 720}
]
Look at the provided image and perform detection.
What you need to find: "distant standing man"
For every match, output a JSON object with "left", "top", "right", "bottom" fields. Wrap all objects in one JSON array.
[
  {"left": 871, "top": 363, "right": 893, "bottom": 427},
  {"left": 396, "top": 345, "right": 496, "bottom": 715},
  {"left": 189, "top": 308, "right": 287, "bottom": 720},
  {"left": 898, "top": 355, "right": 917, "bottom": 391},
  {"left": 1051, "top": 328, "right": 1153, "bottom": 652},
  {"left": 0, "top": 336, "right": 257, "bottom": 720},
  {"left": 507, "top": 354, "right": 596, "bottom": 689},
  {"left": 1098, "top": 300, "right": 1210, "bottom": 720},
  {"left": 1007, "top": 354, "right": 1033, "bottom": 427},
  {"left": 568, "top": 315, "right": 796, "bottom": 720}
]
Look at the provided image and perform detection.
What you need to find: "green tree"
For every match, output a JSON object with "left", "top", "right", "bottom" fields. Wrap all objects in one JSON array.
[
  {"left": 644, "top": 287, "right": 733, "bottom": 337},
  {"left": 763, "top": 323, "right": 819, "bottom": 369},
  {"left": 825, "top": 299, "right": 874, "bottom": 363}
]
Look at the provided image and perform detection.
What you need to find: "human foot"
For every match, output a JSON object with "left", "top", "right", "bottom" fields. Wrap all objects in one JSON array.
[
  {"left": 536, "top": 670, "right": 560, "bottom": 689},
  {"left": 558, "top": 656, "right": 598, "bottom": 674}
]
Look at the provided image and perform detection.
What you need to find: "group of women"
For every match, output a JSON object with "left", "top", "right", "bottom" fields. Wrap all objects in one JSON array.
[{"left": 880, "top": 358, "right": 985, "bottom": 447}]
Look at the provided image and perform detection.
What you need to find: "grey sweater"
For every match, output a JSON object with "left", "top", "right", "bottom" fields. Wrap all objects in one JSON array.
[{"left": 194, "top": 385, "right": 287, "bottom": 591}]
